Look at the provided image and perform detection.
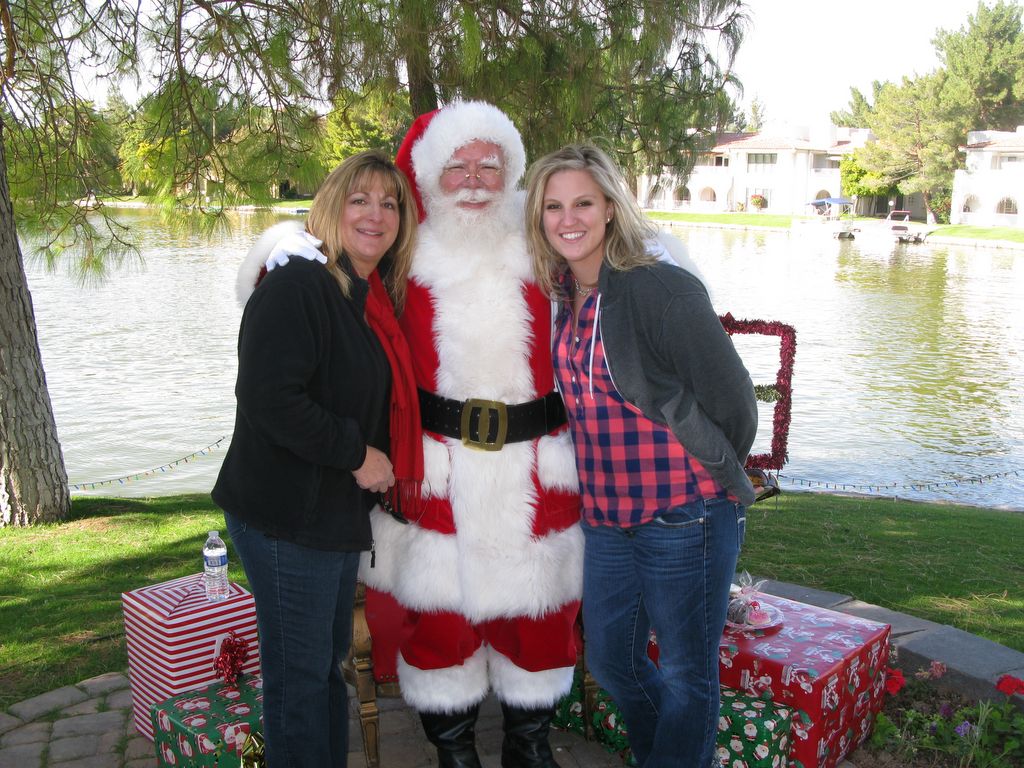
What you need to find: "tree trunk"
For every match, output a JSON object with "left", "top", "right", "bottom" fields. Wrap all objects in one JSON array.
[
  {"left": 922, "top": 191, "right": 937, "bottom": 226},
  {"left": 398, "top": 0, "right": 439, "bottom": 116},
  {"left": 0, "top": 120, "right": 71, "bottom": 526}
]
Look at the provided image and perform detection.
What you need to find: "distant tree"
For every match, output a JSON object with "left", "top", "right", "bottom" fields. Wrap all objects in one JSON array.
[
  {"left": 321, "top": 88, "right": 413, "bottom": 168},
  {"left": 831, "top": 82, "right": 884, "bottom": 128},
  {"left": 855, "top": 73, "right": 961, "bottom": 224},
  {"left": 933, "top": 0, "right": 1024, "bottom": 131},
  {"left": 2, "top": 0, "right": 745, "bottom": 526},
  {"left": 839, "top": 154, "right": 895, "bottom": 199},
  {"left": 748, "top": 96, "right": 766, "bottom": 131}
]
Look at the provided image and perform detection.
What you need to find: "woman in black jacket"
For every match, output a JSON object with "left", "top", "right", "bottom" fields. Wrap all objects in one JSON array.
[{"left": 213, "top": 151, "right": 419, "bottom": 768}]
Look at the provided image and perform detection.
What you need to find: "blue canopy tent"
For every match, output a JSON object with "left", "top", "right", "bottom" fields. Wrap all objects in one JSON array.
[
  {"left": 809, "top": 196, "right": 854, "bottom": 220},
  {"left": 809, "top": 197, "right": 854, "bottom": 206}
]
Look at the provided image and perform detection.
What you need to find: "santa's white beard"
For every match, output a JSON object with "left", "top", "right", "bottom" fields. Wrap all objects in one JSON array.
[{"left": 425, "top": 189, "right": 521, "bottom": 246}]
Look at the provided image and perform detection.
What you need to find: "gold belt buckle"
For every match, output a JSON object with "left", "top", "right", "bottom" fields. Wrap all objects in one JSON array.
[{"left": 460, "top": 398, "right": 508, "bottom": 451}]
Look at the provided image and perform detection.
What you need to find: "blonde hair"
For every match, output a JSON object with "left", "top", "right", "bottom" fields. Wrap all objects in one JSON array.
[
  {"left": 306, "top": 150, "right": 417, "bottom": 311},
  {"left": 525, "top": 143, "right": 658, "bottom": 296}
]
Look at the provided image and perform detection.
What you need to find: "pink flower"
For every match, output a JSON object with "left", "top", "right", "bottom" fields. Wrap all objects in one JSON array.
[
  {"left": 995, "top": 674, "right": 1024, "bottom": 697},
  {"left": 929, "top": 661, "right": 947, "bottom": 679},
  {"left": 885, "top": 667, "right": 906, "bottom": 696}
]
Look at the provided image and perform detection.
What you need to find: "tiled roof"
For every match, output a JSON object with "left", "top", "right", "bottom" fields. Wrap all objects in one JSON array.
[
  {"left": 964, "top": 134, "right": 1024, "bottom": 150},
  {"left": 710, "top": 133, "right": 856, "bottom": 153}
]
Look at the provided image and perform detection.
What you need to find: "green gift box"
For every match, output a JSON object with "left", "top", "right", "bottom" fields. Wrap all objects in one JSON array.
[
  {"left": 150, "top": 675, "right": 263, "bottom": 767},
  {"left": 552, "top": 664, "right": 586, "bottom": 736},
  {"left": 716, "top": 687, "right": 792, "bottom": 767},
  {"left": 555, "top": 678, "right": 792, "bottom": 767}
]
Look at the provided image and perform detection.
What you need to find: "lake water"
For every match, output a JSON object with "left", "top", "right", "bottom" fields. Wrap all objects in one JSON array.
[{"left": 20, "top": 210, "right": 1024, "bottom": 510}]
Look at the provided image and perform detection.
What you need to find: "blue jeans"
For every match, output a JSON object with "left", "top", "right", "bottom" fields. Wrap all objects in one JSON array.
[
  {"left": 582, "top": 498, "right": 745, "bottom": 768},
  {"left": 225, "top": 511, "right": 360, "bottom": 768}
]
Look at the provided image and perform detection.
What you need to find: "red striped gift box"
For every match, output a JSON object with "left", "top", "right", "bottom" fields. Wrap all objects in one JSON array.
[{"left": 122, "top": 573, "right": 261, "bottom": 739}]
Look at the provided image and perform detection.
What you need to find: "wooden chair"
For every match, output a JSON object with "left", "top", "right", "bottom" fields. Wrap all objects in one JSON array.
[{"left": 342, "top": 583, "right": 382, "bottom": 768}]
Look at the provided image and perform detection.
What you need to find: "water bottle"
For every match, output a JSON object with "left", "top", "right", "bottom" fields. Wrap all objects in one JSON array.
[{"left": 203, "top": 530, "right": 229, "bottom": 602}]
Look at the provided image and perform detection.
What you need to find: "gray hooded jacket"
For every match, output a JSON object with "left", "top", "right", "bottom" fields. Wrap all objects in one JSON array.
[{"left": 589, "top": 254, "right": 758, "bottom": 506}]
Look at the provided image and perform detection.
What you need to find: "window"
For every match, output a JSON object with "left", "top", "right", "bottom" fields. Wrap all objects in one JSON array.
[
  {"left": 700, "top": 187, "right": 717, "bottom": 202},
  {"left": 746, "top": 153, "right": 777, "bottom": 171},
  {"left": 715, "top": 156, "right": 729, "bottom": 167},
  {"left": 674, "top": 186, "right": 690, "bottom": 203},
  {"left": 999, "top": 155, "right": 1024, "bottom": 169},
  {"left": 962, "top": 195, "right": 979, "bottom": 213},
  {"left": 814, "top": 189, "right": 830, "bottom": 200},
  {"left": 997, "top": 197, "right": 1018, "bottom": 215}
]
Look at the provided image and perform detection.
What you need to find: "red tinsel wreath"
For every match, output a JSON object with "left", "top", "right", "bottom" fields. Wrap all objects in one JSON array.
[
  {"left": 213, "top": 631, "right": 250, "bottom": 685},
  {"left": 719, "top": 313, "right": 796, "bottom": 472}
]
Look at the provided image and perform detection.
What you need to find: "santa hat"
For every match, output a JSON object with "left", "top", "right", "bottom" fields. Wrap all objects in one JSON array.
[{"left": 395, "top": 101, "right": 526, "bottom": 221}]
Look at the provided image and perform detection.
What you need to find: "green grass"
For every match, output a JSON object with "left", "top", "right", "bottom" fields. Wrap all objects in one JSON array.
[
  {"left": 738, "top": 493, "right": 1024, "bottom": 652},
  {"left": 928, "top": 224, "right": 1024, "bottom": 243},
  {"left": 0, "top": 495, "right": 243, "bottom": 710},
  {"left": 271, "top": 198, "right": 313, "bottom": 210},
  {"left": 647, "top": 211, "right": 793, "bottom": 228},
  {"left": 646, "top": 210, "right": 1024, "bottom": 245},
  {"left": 2, "top": 491, "right": 1021, "bottom": 710}
]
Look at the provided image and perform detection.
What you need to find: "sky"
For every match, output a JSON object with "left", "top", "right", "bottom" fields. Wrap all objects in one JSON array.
[{"left": 729, "top": 0, "right": 1000, "bottom": 129}]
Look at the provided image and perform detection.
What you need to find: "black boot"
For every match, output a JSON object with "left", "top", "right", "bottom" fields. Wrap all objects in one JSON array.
[
  {"left": 419, "top": 706, "right": 483, "bottom": 768},
  {"left": 500, "top": 703, "right": 559, "bottom": 768}
]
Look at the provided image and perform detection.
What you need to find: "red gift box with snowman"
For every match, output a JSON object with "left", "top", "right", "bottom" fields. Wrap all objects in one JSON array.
[
  {"left": 151, "top": 675, "right": 263, "bottom": 767},
  {"left": 122, "top": 573, "right": 261, "bottom": 739},
  {"left": 718, "top": 593, "right": 890, "bottom": 768}
]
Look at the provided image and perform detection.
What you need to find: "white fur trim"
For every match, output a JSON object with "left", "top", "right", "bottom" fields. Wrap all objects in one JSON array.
[
  {"left": 411, "top": 101, "right": 526, "bottom": 204},
  {"left": 398, "top": 645, "right": 490, "bottom": 713},
  {"left": 652, "top": 230, "right": 709, "bottom": 293},
  {"left": 536, "top": 431, "right": 580, "bottom": 493},
  {"left": 235, "top": 220, "right": 306, "bottom": 306},
  {"left": 487, "top": 648, "right": 576, "bottom": 708},
  {"left": 422, "top": 434, "right": 450, "bottom": 498},
  {"left": 358, "top": 507, "right": 404, "bottom": 590},
  {"left": 384, "top": 508, "right": 583, "bottom": 622}
]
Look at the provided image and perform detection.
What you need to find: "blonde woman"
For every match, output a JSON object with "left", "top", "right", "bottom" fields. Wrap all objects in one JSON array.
[
  {"left": 214, "top": 150, "right": 419, "bottom": 768},
  {"left": 525, "top": 144, "right": 757, "bottom": 768}
]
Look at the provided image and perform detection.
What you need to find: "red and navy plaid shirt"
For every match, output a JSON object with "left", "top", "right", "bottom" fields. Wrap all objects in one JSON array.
[{"left": 553, "top": 284, "right": 727, "bottom": 528}]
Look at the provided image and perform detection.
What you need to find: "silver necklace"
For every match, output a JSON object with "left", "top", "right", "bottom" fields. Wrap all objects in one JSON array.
[{"left": 573, "top": 276, "right": 598, "bottom": 297}]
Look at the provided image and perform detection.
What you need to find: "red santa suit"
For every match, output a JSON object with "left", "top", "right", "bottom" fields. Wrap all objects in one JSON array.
[{"left": 359, "top": 101, "right": 583, "bottom": 714}]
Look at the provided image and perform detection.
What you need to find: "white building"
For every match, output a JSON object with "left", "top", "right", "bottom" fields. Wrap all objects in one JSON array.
[
  {"left": 639, "top": 124, "right": 873, "bottom": 216},
  {"left": 951, "top": 127, "right": 1024, "bottom": 226}
]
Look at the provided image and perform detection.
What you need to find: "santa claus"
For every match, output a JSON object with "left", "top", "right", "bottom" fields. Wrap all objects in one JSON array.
[{"left": 372, "top": 100, "right": 583, "bottom": 767}]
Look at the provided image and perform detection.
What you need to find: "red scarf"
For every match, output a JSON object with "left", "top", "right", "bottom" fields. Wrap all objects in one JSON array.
[{"left": 364, "top": 270, "right": 423, "bottom": 519}]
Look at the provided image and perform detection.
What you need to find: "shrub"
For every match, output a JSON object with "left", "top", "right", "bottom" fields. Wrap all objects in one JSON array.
[{"left": 868, "top": 667, "right": 1024, "bottom": 767}]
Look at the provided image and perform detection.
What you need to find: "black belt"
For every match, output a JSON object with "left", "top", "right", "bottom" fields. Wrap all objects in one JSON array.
[{"left": 418, "top": 388, "right": 567, "bottom": 451}]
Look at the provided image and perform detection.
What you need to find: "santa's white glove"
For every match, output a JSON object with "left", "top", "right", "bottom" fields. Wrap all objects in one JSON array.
[{"left": 265, "top": 230, "right": 326, "bottom": 271}]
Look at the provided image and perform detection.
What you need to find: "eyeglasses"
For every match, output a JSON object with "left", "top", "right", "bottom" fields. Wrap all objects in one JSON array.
[{"left": 440, "top": 164, "right": 504, "bottom": 184}]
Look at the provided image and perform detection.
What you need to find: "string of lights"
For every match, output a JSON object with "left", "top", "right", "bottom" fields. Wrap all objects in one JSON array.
[
  {"left": 67, "top": 434, "right": 1021, "bottom": 497},
  {"left": 69, "top": 437, "right": 227, "bottom": 491},
  {"left": 777, "top": 469, "right": 1021, "bottom": 494}
]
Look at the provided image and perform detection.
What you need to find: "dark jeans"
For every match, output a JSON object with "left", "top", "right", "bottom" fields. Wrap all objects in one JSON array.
[
  {"left": 225, "top": 511, "right": 360, "bottom": 768},
  {"left": 581, "top": 498, "right": 745, "bottom": 768}
]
